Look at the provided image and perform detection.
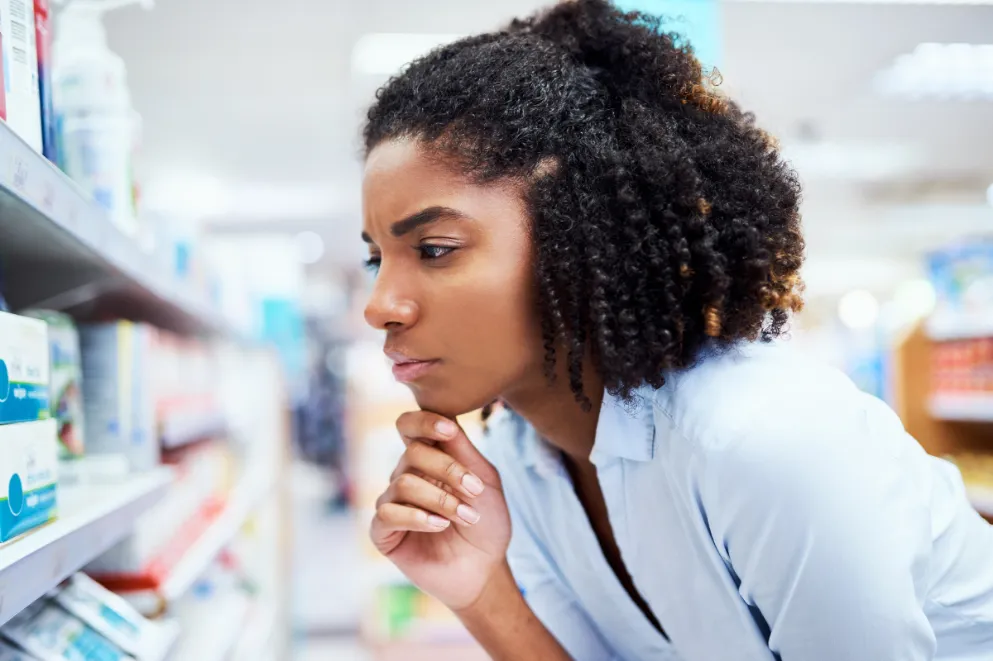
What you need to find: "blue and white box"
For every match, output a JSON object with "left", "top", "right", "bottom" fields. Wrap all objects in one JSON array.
[
  {"left": 0, "top": 311, "right": 50, "bottom": 425},
  {"left": 0, "top": 419, "right": 58, "bottom": 542},
  {"left": 2, "top": 599, "right": 135, "bottom": 661}
]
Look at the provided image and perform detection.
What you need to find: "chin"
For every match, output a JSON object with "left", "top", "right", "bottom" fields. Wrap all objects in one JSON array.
[{"left": 408, "top": 384, "right": 494, "bottom": 420}]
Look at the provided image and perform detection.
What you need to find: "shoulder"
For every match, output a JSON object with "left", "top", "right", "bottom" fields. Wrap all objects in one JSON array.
[
  {"left": 656, "top": 339, "right": 895, "bottom": 453},
  {"left": 653, "top": 340, "right": 925, "bottom": 503}
]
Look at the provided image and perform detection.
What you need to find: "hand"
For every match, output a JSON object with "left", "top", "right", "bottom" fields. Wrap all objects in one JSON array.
[{"left": 370, "top": 411, "right": 511, "bottom": 610}]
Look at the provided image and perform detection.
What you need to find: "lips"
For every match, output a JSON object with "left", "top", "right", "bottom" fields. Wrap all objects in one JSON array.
[{"left": 385, "top": 350, "right": 439, "bottom": 384}]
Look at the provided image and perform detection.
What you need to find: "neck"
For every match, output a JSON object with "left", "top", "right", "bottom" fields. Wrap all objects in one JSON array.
[{"left": 501, "top": 358, "right": 604, "bottom": 464}]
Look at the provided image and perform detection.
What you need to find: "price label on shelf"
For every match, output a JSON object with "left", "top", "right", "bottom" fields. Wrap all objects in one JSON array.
[{"left": 9, "top": 155, "right": 29, "bottom": 196}]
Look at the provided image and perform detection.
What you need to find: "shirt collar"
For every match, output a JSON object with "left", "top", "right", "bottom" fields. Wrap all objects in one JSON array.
[
  {"left": 589, "top": 385, "right": 657, "bottom": 465},
  {"left": 515, "top": 385, "right": 657, "bottom": 477}
]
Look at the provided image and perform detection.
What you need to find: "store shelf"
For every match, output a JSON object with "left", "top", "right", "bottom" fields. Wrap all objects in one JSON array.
[
  {"left": 926, "top": 312, "right": 993, "bottom": 342},
  {"left": 0, "top": 468, "right": 173, "bottom": 628},
  {"left": 229, "top": 602, "right": 278, "bottom": 661},
  {"left": 158, "top": 458, "right": 276, "bottom": 601},
  {"left": 167, "top": 591, "right": 252, "bottom": 661},
  {"left": 928, "top": 393, "right": 993, "bottom": 422},
  {"left": 0, "top": 122, "right": 231, "bottom": 336}
]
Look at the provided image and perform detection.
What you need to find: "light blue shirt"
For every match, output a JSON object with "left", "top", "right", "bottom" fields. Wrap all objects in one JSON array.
[{"left": 482, "top": 340, "right": 993, "bottom": 661}]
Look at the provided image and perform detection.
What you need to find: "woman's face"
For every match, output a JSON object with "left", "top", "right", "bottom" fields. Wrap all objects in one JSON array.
[{"left": 362, "top": 139, "right": 546, "bottom": 418}]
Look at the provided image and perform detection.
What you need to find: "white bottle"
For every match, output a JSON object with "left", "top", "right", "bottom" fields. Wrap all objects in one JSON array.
[
  {"left": 52, "top": 0, "right": 152, "bottom": 236},
  {"left": 0, "top": 0, "right": 43, "bottom": 151}
]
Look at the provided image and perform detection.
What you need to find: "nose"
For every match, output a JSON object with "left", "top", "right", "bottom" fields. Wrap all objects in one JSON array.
[{"left": 363, "top": 267, "right": 419, "bottom": 331}]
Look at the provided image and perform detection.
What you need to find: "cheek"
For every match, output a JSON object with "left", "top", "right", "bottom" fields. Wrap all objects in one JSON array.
[{"left": 458, "top": 253, "right": 540, "bottom": 360}]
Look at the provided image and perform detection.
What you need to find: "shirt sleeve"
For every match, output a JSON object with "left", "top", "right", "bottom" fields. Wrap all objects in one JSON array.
[{"left": 702, "top": 392, "right": 938, "bottom": 661}]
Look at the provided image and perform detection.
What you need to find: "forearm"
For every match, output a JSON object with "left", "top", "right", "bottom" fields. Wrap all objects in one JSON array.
[{"left": 456, "top": 562, "right": 572, "bottom": 661}]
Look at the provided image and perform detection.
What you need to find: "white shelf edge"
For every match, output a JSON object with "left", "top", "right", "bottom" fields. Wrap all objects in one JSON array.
[
  {"left": 0, "top": 468, "right": 174, "bottom": 628},
  {"left": 0, "top": 121, "right": 236, "bottom": 337},
  {"left": 167, "top": 591, "right": 252, "bottom": 661},
  {"left": 928, "top": 393, "right": 993, "bottom": 422},
  {"left": 926, "top": 312, "right": 993, "bottom": 341},
  {"left": 159, "top": 457, "right": 276, "bottom": 601},
  {"left": 229, "top": 602, "right": 278, "bottom": 661}
]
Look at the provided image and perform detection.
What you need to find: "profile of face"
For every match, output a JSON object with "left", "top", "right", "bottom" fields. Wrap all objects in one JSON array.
[{"left": 362, "top": 140, "right": 546, "bottom": 418}]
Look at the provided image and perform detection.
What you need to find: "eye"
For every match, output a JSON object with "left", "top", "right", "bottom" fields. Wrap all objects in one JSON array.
[
  {"left": 419, "top": 245, "right": 456, "bottom": 260},
  {"left": 364, "top": 256, "right": 381, "bottom": 274}
]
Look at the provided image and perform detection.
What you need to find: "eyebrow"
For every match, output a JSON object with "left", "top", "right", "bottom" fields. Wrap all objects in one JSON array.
[{"left": 361, "top": 206, "right": 467, "bottom": 244}]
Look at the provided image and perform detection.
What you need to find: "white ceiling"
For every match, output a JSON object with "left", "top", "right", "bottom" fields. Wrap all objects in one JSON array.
[{"left": 102, "top": 0, "right": 993, "bottom": 285}]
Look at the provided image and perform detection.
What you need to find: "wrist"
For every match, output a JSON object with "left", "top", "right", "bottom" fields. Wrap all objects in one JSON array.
[{"left": 454, "top": 560, "right": 520, "bottom": 620}]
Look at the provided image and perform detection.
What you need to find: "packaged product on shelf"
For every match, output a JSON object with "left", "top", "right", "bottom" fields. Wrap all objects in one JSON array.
[
  {"left": 2, "top": 599, "right": 134, "bottom": 661},
  {"left": 0, "top": 311, "right": 50, "bottom": 425},
  {"left": 21, "top": 311, "right": 84, "bottom": 458},
  {"left": 53, "top": 573, "right": 177, "bottom": 660},
  {"left": 0, "top": 0, "right": 43, "bottom": 152},
  {"left": 86, "top": 441, "right": 235, "bottom": 580},
  {"left": 927, "top": 241, "right": 993, "bottom": 316},
  {"left": 52, "top": 0, "right": 144, "bottom": 233},
  {"left": 80, "top": 323, "right": 156, "bottom": 472},
  {"left": 33, "top": 0, "right": 57, "bottom": 163},
  {"left": 0, "top": 418, "right": 57, "bottom": 542},
  {"left": 0, "top": 639, "right": 35, "bottom": 661}
]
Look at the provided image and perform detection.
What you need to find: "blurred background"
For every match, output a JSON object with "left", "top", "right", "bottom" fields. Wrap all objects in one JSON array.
[{"left": 0, "top": 0, "right": 989, "bottom": 659}]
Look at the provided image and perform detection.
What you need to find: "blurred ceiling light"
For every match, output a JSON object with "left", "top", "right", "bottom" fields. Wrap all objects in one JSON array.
[
  {"left": 892, "top": 278, "right": 937, "bottom": 319},
  {"left": 295, "top": 231, "right": 325, "bottom": 265},
  {"left": 780, "top": 142, "right": 923, "bottom": 181},
  {"left": 352, "top": 33, "right": 464, "bottom": 76},
  {"left": 838, "top": 290, "right": 880, "bottom": 329},
  {"left": 875, "top": 42, "right": 993, "bottom": 100}
]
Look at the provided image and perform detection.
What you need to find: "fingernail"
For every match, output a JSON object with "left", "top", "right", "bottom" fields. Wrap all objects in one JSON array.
[
  {"left": 462, "top": 474, "right": 485, "bottom": 496},
  {"left": 435, "top": 420, "right": 457, "bottom": 437},
  {"left": 457, "top": 504, "right": 480, "bottom": 525},
  {"left": 427, "top": 515, "right": 450, "bottom": 529}
]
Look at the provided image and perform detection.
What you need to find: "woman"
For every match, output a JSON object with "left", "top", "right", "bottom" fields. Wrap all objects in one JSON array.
[{"left": 360, "top": 2, "right": 993, "bottom": 659}]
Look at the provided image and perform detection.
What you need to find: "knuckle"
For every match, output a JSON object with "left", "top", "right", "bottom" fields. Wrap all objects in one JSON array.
[
  {"left": 405, "top": 440, "right": 425, "bottom": 461},
  {"left": 395, "top": 412, "right": 413, "bottom": 433},
  {"left": 395, "top": 472, "right": 418, "bottom": 493},
  {"left": 437, "top": 490, "right": 453, "bottom": 511},
  {"left": 445, "top": 460, "right": 463, "bottom": 480}
]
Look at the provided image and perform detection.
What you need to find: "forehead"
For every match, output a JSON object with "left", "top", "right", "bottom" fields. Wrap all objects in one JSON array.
[
  {"left": 363, "top": 140, "right": 460, "bottom": 217},
  {"left": 362, "top": 139, "right": 529, "bottom": 229}
]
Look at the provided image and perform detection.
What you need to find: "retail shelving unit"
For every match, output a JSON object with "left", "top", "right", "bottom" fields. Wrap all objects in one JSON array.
[
  {"left": 0, "top": 123, "right": 229, "bottom": 335},
  {"left": 0, "top": 120, "right": 290, "bottom": 655},
  {"left": 894, "top": 323, "right": 993, "bottom": 521},
  {"left": 0, "top": 469, "right": 173, "bottom": 629},
  {"left": 158, "top": 454, "right": 277, "bottom": 601}
]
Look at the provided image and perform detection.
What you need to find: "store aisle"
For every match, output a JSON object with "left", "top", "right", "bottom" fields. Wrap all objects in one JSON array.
[{"left": 291, "top": 461, "right": 372, "bottom": 660}]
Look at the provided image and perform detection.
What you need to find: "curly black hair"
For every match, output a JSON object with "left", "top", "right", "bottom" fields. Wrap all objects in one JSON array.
[{"left": 363, "top": 0, "right": 804, "bottom": 408}]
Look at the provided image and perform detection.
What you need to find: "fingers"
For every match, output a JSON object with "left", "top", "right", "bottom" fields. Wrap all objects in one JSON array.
[
  {"left": 391, "top": 441, "right": 485, "bottom": 499},
  {"left": 396, "top": 411, "right": 497, "bottom": 479},
  {"left": 386, "top": 472, "right": 481, "bottom": 527},
  {"left": 396, "top": 410, "right": 461, "bottom": 445},
  {"left": 371, "top": 502, "right": 451, "bottom": 541}
]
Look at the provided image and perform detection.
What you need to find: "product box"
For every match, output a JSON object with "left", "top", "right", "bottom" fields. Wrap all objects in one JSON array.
[
  {"left": 0, "top": 419, "right": 57, "bottom": 542},
  {"left": 0, "top": 311, "right": 50, "bottom": 425},
  {"left": 0, "top": 0, "right": 42, "bottom": 151},
  {"left": 22, "top": 311, "right": 85, "bottom": 459},
  {"left": 53, "top": 573, "right": 177, "bottom": 660},
  {"left": 0, "top": 639, "right": 36, "bottom": 660},
  {"left": 80, "top": 323, "right": 157, "bottom": 472},
  {"left": 2, "top": 599, "right": 134, "bottom": 661}
]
